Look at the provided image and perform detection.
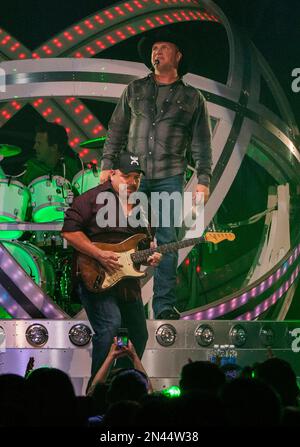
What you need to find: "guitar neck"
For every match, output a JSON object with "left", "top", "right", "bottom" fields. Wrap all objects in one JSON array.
[{"left": 131, "top": 236, "right": 205, "bottom": 263}]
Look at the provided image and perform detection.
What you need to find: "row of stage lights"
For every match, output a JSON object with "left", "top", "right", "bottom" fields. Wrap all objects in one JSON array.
[
  {"left": 0, "top": 324, "right": 92, "bottom": 348},
  {"left": 156, "top": 323, "right": 280, "bottom": 348},
  {"left": 0, "top": 323, "right": 283, "bottom": 349}
]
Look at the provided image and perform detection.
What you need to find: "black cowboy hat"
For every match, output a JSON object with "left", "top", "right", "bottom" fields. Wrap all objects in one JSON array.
[{"left": 137, "top": 28, "right": 190, "bottom": 76}]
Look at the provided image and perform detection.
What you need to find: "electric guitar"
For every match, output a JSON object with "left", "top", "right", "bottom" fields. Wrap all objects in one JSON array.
[{"left": 77, "top": 232, "right": 235, "bottom": 293}]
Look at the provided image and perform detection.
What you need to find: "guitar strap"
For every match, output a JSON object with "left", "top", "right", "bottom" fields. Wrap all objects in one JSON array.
[{"left": 138, "top": 205, "right": 154, "bottom": 245}]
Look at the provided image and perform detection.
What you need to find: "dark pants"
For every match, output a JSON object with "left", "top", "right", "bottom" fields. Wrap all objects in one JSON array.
[
  {"left": 139, "top": 174, "right": 184, "bottom": 318},
  {"left": 78, "top": 282, "right": 148, "bottom": 378}
]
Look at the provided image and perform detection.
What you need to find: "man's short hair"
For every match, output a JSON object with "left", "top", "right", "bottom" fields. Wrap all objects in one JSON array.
[
  {"left": 36, "top": 122, "right": 69, "bottom": 154},
  {"left": 107, "top": 368, "right": 149, "bottom": 404}
]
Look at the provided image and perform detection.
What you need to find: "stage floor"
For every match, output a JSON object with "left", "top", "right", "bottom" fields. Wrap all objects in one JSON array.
[{"left": 1, "top": 319, "right": 299, "bottom": 395}]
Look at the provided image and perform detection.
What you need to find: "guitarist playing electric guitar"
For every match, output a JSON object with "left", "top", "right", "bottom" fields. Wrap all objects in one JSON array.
[{"left": 62, "top": 152, "right": 161, "bottom": 380}]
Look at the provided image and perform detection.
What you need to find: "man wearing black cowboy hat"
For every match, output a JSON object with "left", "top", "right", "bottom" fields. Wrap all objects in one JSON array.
[{"left": 100, "top": 28, "right": 212, "bottom": 320}]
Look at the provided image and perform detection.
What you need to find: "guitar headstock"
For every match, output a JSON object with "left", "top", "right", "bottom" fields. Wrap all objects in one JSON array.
[{"left": 204, "top": 232, "right": 236, "bottom": 244}]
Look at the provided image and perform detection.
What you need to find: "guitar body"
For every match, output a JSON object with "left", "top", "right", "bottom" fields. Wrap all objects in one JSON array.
[
  {"left": 76, "top": 231, "right": 235, "bottom": 294},
  {"left": 77, "top": 233, "right": 147, "bottom": 293}
]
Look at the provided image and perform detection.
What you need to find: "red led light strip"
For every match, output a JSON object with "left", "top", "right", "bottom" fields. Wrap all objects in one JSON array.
[
  {"left": 32, "top": 0, "right": 219, "bottom": 58},
  {"left": 0, "top": 101, "right": 23, "bottom": 126},
  {"left": 68, "top": 9, "right": 218, "bottom": 58},
  {"left": 0, "top": 36, "right": 106, "bottom": 161},
  {"left": 0, "top": 27, "right": 31, "bottom": 60}
]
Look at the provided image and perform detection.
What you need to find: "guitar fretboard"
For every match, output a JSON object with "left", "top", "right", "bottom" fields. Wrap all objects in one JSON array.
[{"left": 131, "top": 236, "right": 205, "bottom": 263}]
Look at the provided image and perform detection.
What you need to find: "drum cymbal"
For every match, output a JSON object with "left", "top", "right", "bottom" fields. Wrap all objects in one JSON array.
[
  {"left": 0, "top": 144, "right": 22, "bottom": 158},
  {"left": 79, "top": 136, "right": 106, "bottom": 149}
]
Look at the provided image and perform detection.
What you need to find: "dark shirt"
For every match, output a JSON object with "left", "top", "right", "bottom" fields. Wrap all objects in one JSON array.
[
  {"left": 101, "top": 73, "right": 212, "bottom": 186},
  {"left": 20, "top": 155, "right": 80, "bottom": 185},
  {"left": 156, "top": 83, "right": 171, "bottom": 114},
  {"left": 62, "top": 180, "right": 153, "bottom": 300}
]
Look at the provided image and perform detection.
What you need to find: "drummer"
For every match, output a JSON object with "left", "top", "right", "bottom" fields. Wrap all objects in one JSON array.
[{"left": 20, "top": 122, "right": 80, "bottom": 185}]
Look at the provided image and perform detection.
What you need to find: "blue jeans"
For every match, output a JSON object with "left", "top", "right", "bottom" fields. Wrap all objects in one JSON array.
[
  {"left": 78, "top": 282, "right": 148, "bottom": 378},
  {"left": 139, "top": 174, "right": 184, "bottom": 318}
]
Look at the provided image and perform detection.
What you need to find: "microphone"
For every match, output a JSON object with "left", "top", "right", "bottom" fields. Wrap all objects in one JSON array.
[{"left": 154, "top": 59, "right": 160, "bottom": 67}]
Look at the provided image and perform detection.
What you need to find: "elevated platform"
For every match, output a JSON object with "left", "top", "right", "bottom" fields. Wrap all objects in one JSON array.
[{"left": 1, "top": 319, "right": 299, "bottom": 395}]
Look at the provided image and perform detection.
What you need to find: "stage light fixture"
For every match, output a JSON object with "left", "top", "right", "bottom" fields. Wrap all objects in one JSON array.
[
  {"left": 156, "top": 324, "right": 177, "bottom": 347},
  {"left": 229, "top": 324, "right": 247, "bottom": 347},
  {"left": 25, "top": 324, "right": 48, "bottom": 347},
  {"left": 68, "top": 324, "right": 92, "bottom": 346},
  {"left": 195, "top": 324, "right": 214, "bottom": 346}
]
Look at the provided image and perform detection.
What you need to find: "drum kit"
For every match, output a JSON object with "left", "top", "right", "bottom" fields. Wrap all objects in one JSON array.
[{"left": 0, "top": 137, "right": 104, "bottom": 314}]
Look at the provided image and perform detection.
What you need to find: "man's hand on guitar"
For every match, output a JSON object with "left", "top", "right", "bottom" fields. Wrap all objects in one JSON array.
[
  {"left": 147, "top": 241, "right": 162, "bottom": 267},
  {"left": 97, "top": 249, "right": 123, "bottom": 273}
]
